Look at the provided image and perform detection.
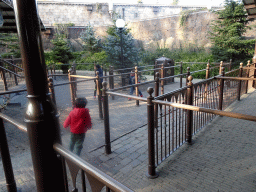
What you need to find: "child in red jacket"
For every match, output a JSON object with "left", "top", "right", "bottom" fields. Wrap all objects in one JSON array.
[{"left": 63, "top": 98, "right": 92, "bottom": 156}]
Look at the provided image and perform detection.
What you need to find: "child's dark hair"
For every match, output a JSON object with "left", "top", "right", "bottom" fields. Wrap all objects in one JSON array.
[
  {"left": 96, "top": 64, "right": 101, "bottom": 69},
  {"left": 75, "top": 98, "right": 87, "bottom": 108}
]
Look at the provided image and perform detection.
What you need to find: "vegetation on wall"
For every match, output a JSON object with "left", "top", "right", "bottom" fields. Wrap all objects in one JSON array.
[
  {"left": 179, "top": 8, "right": 207, "bottom": 27},
  {"left": 209, "top": 0, "right": 256, "bottom": 63}
]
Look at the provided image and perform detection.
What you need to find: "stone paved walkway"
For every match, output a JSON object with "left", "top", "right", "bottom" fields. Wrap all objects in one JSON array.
[{"left": 0, "top": 72, "right": 256, "bottom": 191}]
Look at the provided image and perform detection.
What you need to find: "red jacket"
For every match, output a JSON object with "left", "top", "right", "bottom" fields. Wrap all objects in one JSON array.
[{"left": 63, "top": 108, "right": 92, "bottom": 134}]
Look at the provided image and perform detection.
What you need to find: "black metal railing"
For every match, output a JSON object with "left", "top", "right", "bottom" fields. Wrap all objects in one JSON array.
[
  {"left": 0, "top": 111, "right": 133, "bottom": 192},
  {"left": 0, "top": 58, "right": 24, "bottom": 91}
]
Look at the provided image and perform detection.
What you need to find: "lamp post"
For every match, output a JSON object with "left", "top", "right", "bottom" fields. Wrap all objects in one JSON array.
[{"left": 116, "top": 19, "right": 125, "bottom": 86}]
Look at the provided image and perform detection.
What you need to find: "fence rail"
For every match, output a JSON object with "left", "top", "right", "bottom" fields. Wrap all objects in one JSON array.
[{"left": 0, "top": 111, "right": 133, "bottom": 192}]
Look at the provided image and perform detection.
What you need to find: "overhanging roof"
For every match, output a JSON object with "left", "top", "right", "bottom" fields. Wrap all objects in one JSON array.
[
  {"left": 0, "top": 0, "right": 45, "bottom": 33},
  {"left": 243, "top": 0, "right": 256, "bottom": 20}
]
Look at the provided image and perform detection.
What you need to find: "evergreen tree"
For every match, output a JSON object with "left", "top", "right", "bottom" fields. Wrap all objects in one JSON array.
[
  {"left": 50, "top": 34, "right": 74, "bottom": 73},
  {"left": 0, "top": 33, "right": 20, "bottom": 58},
  {"left": 104, "top": 26, "right": 140, "bottom": 69},
  {"left": 209, "top": 0, "right": 255, "bottom": 62},
  {"left": 80, "top": 23, "right": 101, "bottom": 53}
]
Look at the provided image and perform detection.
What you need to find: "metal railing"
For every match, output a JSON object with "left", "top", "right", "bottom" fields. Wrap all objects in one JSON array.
[
  {"left": 98, "top": 62, "right": 256, "bottom": 178},
  {"left": 0, "top": 58, "right": 24, "bottom": 91},
  {"left": 0, "top": 111, "right": 133, "bottom": 192}
]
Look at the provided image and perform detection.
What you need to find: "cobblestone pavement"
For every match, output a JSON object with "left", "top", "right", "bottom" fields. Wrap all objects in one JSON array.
[{"left": 0, "top": 72, "right": 256, "bottom": 191}]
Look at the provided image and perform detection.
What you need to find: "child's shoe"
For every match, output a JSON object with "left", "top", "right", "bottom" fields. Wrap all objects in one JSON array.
[
  {"left": 140, "top": 95, "right": 143, "bottom": 97},
  {"left": 94, "top": 96, "right": 96, "bottom": 99}
]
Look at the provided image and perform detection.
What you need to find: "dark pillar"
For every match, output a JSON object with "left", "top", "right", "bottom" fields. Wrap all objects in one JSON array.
[
  {"left": 13, "top": 0, "right": 67, "bottom": 191},
  {"left": 146, "top": 87, "right": 159, "bottom": 179},
  {"left": 219, "top": 67, "right": 225, "bottom": 111},
  {"left": 102, "top": 82, "right": 111, "bottom": 154},
  {"left": 0, "top": 118, "right": 17, "bottom": 192},
  {"left": 186, "top": 76, "right": 193, "bottom": 144},
  {"left": 237, "top": 63, "right": 243, "bottom": 101}
]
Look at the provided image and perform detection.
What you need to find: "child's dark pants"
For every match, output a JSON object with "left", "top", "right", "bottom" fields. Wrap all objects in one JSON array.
[{"left": 69, "top": 133, "right": 85, "bottom": 156}]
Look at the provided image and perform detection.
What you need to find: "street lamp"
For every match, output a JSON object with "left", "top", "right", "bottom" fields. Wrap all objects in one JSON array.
[{"left": 116, "top": 19, "right": 126, "bottom": 86}]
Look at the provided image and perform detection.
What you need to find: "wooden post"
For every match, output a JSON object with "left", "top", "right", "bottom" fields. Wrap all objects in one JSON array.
[
  {"left": 219, "top": 61, "right": 223, "bottom": 75},
  {"left": 204, "top": 63, "right": 210, "bottom": 101},
  {"left": 245, "top": 60, "right": 250, "bottom": 94},
  {"left": 68, "top": 69, "right": 75, "bottom": 107},
  {"left": 186, "top": 76, "right": 193, "bottom": 145},
  {"left": 237, "top": 63, "right": 243, "bottom": 101},
  {"left": 96, "top": 71, "right": 103, "bottom": 119},
  {"left": 48, "top": 77, "right": 56, "bottom": 105},
  {"left": 186, "top": 67, "right": 190, "bottom": 86},
  {"left": 102, "top": 82, "right": 111, "bottom": 154},
  {"left": 206, "top": 62, "right": 210, "bottom": 79},
  {"left": 229, "top": 59, "right": 232, "bottom": 71},
  {"left": 135, "top": 66, "right": 139, "bottom": 106}
]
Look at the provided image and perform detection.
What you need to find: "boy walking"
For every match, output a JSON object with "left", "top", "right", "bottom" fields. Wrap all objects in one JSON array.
[{"left": 63, "top": 98, "right": 92, "bottom": 156}]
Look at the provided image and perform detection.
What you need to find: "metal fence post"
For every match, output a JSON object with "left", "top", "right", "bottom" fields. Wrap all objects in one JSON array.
[
  {"left": 154, "top": 72, "right": 160, "bottom": 130},
  {"left": 237, "top": 63, "right": 243, "bottom": 101},
  {"left": 11, "top": 55, "right": 18, "bottom": 86},
  {"left": 180, "top": 61, "right": 183, "bottom": 88},
  {"left": 154, "top": 60, "right": 157, "bottom": 80},
  {"left": 161, "top": 64, "right": 164, "bottom": 95},
  {"left": 0, "top": 60, "right": 8, "bottom": 91},
  {"left": 96, "top": 71, "right": 103, "bottom": 119},
  {"left": 0, "top": 118, "right": 17, "bottom": 192},
  {"left": 135, "top": 66, "right": 139, "bottom": 106},
  {"left": 146, "top": 87, "right": 159, "bottom": 179},
  {"left": 102, "top": 81, "right": 111, "bottom": 154},
  {"left": 219, "top": 67, "right": 225, "bottom": 111},
  {"left": 186, "top": 76, "right": 193, "bottom": 145},
  {"left": 13, "top": 1, "right": 68, "bottom": 191},
  {"left": 48, "top": 77, "right": 56, "bottom": 105},
  {"left": 68, "top": 69, "right": 75, "bottom": 107}
]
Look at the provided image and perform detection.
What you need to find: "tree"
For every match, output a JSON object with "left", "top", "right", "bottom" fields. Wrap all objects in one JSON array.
[
  {"left": 103, "top": 26, "right": 140, "bottom": 69},
  {"left": 80, "top": 23, "right": 101, "bottom": 53},
  {"left": 50, "top": 34, "right": 74, "bottom": 73},
  {"left": 209, "top": 0, "right": 256, "bottom": 62},
  {"left": 172, "top": 0, "right": 179, "bottom": 5},
  {"left": 0, "top": 33, "right": 20, "bottom": 58}
]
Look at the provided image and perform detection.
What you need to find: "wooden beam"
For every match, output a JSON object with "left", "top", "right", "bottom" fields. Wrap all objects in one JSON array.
[{"left": 245, "top": 4, "right": 256, "bottom": 9}]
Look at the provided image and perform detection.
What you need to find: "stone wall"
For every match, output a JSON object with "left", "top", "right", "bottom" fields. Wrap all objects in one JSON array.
[
  {"left": 37, "top": 2, "right": 113, "bottom": 27},
  {"left": 127, "top": 11, "right": 218, "bottom": 50},
  {"left": 38, "top": 2, "right": 256, "bottom": 51},
  {"left": 93, "top": 11, "right": 218, "bottom": 51}
]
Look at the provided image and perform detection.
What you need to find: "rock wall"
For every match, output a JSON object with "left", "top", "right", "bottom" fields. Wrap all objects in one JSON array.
[{"left": 37, "top": 2, "right": 113, "bottom": 27}]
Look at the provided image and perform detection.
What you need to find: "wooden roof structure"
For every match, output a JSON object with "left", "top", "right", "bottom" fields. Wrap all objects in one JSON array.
[
  {"left": 243, "top": 0, "right": 256, "bottom": 20},
  {"left": 0, "top": 0, "right": 45, "bottom": 33}
]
